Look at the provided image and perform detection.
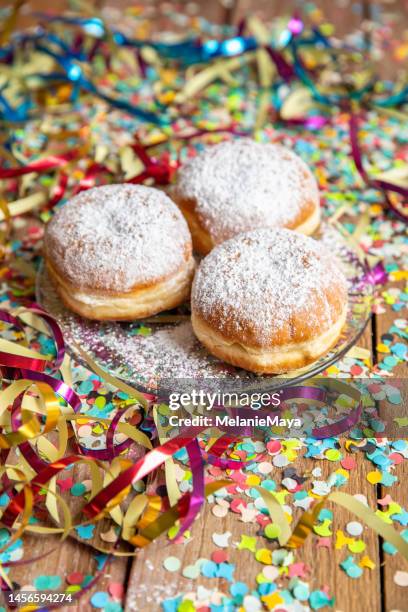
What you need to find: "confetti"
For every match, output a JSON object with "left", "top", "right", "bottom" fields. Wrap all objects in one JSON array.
[
  {"left": 163, "top": 556, "right": 181, "bottom": 572},
  {"left": 0, "top": 4, "right": 407, "bottom": 611},
  {"left": 393, "top": 570, "right": 408, "bottom": 587}
]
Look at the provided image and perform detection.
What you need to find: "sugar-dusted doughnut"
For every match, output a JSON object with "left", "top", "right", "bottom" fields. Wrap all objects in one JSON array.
[
  {"left": 173, "top": 139, "right": 320, "bottom": 254},
  {"left": 191, "top": 228, "right": 347, "bottom": 373},
  {"left": 44, "top": 184, "right": 195, "bottom": 320}
]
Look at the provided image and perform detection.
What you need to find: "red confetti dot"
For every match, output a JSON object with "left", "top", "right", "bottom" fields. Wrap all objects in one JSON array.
[
  {"left": 211, "top": 550, "right": 228, "bottom": 563},
  {"left": 230, "top": 498, "right": 246, "bottom": 513},
  {"left": 57, "top": 478, "right": 74, "bottom": 491},
  {"left": 256, "top": 514, "right": 270, "bottom": 527},
  {"left": 66, "top": 572, "right": 84, "bottom": 585},
  {"left": 350, "top": 365, "right": 363, "bottom": 376}
]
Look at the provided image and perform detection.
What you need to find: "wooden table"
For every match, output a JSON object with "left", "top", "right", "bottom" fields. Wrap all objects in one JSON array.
[{"left": 3, "top": 1, "right": 408, "bottom": 610}]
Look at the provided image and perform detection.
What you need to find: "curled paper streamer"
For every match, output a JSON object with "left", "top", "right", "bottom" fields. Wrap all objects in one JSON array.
[
  {"left": 0, "top": 149, "right": 81, "bottom": 179},
  {"left": 349, "top": 113, "right": 408, "bottom": 221},
  {"left": 354, "top": 260, "right": 389, "bottom": 292}
]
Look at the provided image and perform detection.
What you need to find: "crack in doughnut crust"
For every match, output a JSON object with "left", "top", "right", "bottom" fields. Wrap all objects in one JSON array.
[
  {"left": 173, "top": 139, "right": 320, "bottom": 254},
  {"left": 44, "top": 184, "right": 195, "bottom": 320},
  {"left": 191, "top": 228, "right": 348, "bottom": 373}
]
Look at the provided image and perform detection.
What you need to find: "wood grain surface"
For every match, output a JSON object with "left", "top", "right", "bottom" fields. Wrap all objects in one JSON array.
[{"left": 1, "top": 0, "right": 407, "bottom": 611}]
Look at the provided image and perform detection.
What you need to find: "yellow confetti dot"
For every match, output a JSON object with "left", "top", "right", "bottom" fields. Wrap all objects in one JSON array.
[
  {"left": 255, "top": 548, "right": 273, "bottom": 564},
  {"left": 390, "top": 270, "right": 408, "bottom": 281},
  {"left": 326, "top": 365, "right": 340, "bottom": 375},
  {"left": 335, "top": 530, "right": 350, "bottom": 549},
  {"left": 336, "top": 468, "right": 350, "bottom": 480},
  {"left": 246, "top": 474, "right": 261, "bottom": 486},
  {"left": 376, "top": 343, "right": 390, "bottom": 354},
  {"left": 370, "top": 204, "right": 383, "bottom": 215},
  {"left": 261, "top": 592, "right": 284, "bottom": 610},
  {"left": 359, "top": 555, "right": 376, "bottom": 570},
  {"left": 367, "top": 471, "right": 382, "bottom": 484},
  {"left": 92, "top": 424, "right": 104, "bottom": 435},
  {"left": 282, "top": 449, "right": 298, "bottom": 461}
]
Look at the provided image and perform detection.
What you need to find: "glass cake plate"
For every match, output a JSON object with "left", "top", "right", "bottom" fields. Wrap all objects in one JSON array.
[{"left": 36, "top": 223, "right": 373, "bottom": 394}]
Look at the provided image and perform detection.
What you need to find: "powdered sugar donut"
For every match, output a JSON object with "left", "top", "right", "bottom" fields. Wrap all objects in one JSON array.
[
  {"left": 173, "top": 139, "right": 320, "bottom": 254},
  {"left": 44, "top": 184, "right": 195, "bottom": 320},
  {"left": 191, "top": 228, "right": 347, "bottom": 373}
]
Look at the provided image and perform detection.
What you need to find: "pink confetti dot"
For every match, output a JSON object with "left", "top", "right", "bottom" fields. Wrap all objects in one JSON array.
[
  {"left": 108, "top": 582, "right": 124, "bottom": 600},
  {"left": 267, "top": 440, "right": 282, "bottom": 454},
  {"left": 340, "top": 456, "right": 356, "bottom": 470}
]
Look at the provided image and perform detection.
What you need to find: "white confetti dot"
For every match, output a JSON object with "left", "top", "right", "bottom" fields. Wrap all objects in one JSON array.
[
  {"left": 212, "top": 504, "right": 228, "bottom": 518},
  {"left": 212, "top": 531, "right": 231, "bottom": 548},
  {"left": 163, "top": 556, "right": 181, "bottom": 572},
  {"left": 273, "top": 454, "right": 289, "bottom": 467},
  {"left": 394, "top": 571, "right": 408, "bottom": 587},
  {"left": 258, "top": 461, "right": 273, "bottom": 474},
  {"left": 312, "top": 480, "right": 331, "bottom": 496},
  {"left": 254, "top": 441, "right": 266, "bottom": 453},
  {"left": 346, "top": 521, "right": 363, "bottom": 537},
  {"left": 243, "top": 594, "right": 262, "bottom": 611},
  {"left": 263, "top": 566, "right": 279, "bottom": 581},
  {"left": 282, "top": 477, "right": 298, "bottom": 491},
  {"left": 353, "top": 493, "right": 368, "bottom": 506}
]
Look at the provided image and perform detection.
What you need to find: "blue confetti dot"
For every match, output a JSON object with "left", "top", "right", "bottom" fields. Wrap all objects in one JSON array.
[{"left": 90, "top": 591, "right": 109, "bottom": 608}]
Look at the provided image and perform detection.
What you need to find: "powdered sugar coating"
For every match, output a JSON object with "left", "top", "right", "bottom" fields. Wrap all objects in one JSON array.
[
  {"left": 176, "top": 139, "right": 319, "bottom": 243},
  {"left": 192, "top": 228, "right": 348, "bottom": 347},
  {"left": 44, "top": 184, "right": 192, "bottom": 292}
]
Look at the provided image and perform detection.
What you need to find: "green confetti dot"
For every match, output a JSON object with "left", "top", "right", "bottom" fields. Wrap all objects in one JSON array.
[
  {"left": 71, "top": 483, "right": 86, "bottom": 496},
  {"left": 326, "top": 449, "right": 342, "bottom": 461},
  {"left": 94, "top": 396, "right": 106, "bottom": 409},
  {"left": 264, "top": 523, "right": 281, "bottom": 539}
]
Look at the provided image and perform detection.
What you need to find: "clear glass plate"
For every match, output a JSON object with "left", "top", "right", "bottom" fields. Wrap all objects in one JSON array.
[{"left": 37, "top": 223, "right": 373, "bottom": 393}]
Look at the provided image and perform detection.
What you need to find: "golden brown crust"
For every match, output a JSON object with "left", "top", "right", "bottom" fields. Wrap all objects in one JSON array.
[
  {"left": 193, "top": 282, "right": 347, "bottom": 349},
  {"left": 172, "top": 196, "right": 216, "bottom": 255},
  {"left": 172, "top": 194, "right": 320, "bottom": 256},
  {"left": 46, "top": 256, "right": 195, "bottom": 321},
  {"left": 191, "top": 306, "right": 347, "bottom": 374}
]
